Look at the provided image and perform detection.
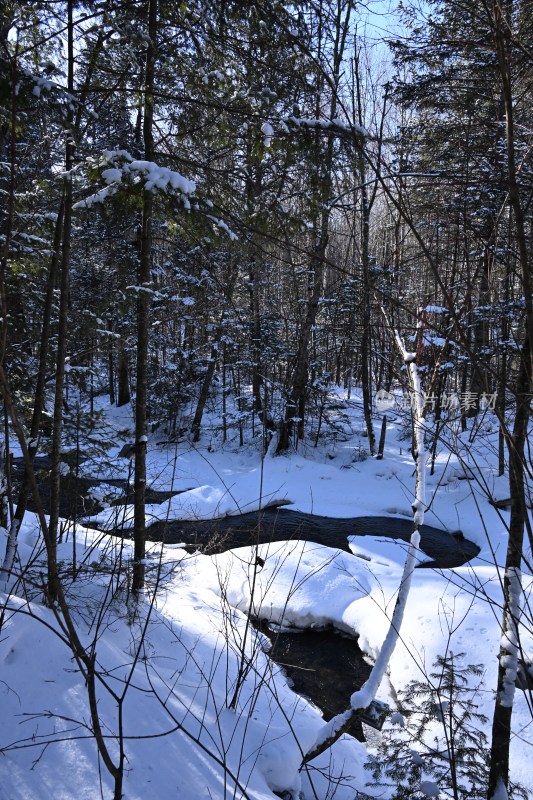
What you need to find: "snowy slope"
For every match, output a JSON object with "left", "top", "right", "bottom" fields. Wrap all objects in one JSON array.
[{"left": 1, "top": 391, "right": 531, "bottom": 798}]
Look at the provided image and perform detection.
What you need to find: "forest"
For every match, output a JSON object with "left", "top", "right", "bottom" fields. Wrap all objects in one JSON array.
[{"left": 1, "top": 1, "right": 533, "bottom": 798}]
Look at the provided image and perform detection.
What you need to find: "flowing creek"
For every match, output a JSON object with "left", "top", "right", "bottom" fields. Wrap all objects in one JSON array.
[
  {"left": 143, "top": 509, "right": 479, "bottom": 740},
  {"left": 255, "top": 621, "right": 372, "bottom": 741},
  {"left": 14, "top": 457, "right": 480, "bottom": 741}
]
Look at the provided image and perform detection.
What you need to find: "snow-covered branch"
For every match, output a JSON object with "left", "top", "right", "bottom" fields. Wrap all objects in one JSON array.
[
  {"left": 280, "top": 114, "right": 367, "bottom": 140},
  {"left": 73, "top": 150, "right": 196, "bottom": 210}
]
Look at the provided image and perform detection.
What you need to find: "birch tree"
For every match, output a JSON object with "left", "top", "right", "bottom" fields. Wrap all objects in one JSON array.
[{"left": 300, "top": 322, "right": 426, "bottom": 766}]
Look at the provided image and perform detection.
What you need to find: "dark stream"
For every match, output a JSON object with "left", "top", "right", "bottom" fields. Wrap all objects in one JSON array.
[
  {"left": 13, "top": 456, "right": 480, "bottom": 740},
  {"left": 256, "top": 621, "right": 372, "bottom": 741},
  {"left": 146, "top": 507, "right": 479, "bottom": 569},
  {"left": 11, "top": 456, "right": 180, "bottom": 519},
  {"left": 146, "top": 509, "right": 477, "bottom": 740}
]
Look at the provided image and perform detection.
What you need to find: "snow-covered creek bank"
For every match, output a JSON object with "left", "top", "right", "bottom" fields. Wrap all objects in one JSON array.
[
  {"left": 127, "top": 508, "right": 480, "bottom": 741},
  {"left": 4, "top": 392, "right": 533, "bottom": 798},
  {"left": 13, "top": 457, "right": 480, "bottom": 567},
  {"left": 12, "top": 460, "right": 481, "bottom": 739}
]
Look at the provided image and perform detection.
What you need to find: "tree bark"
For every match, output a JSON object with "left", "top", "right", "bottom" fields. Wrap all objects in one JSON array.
[
  {"left": 277, "top": 220, "right": 329, "bottom": 453},
  {"left": 108, "top": 319, "right": 116, "bottom": 405},
  {"left": 355, "top": 49, "right": 376, "bottom": 455},
  {"left": 132, "top": 0, "right": 157, "bottom": 596},
  {"left": 48, "top": 1, "right": 75, "bottom": 603},
  {"left": 488, "top": 336, "right": 529, "bottom": 798},
  {"left": 487, "top": 3, "right": 533, "bottom": 794},
  {"left": 191, "top": 338, "right": 220, "bottom": 443},
  {"left": 117, "top": 344, "right": 131, "bottom": 406}
]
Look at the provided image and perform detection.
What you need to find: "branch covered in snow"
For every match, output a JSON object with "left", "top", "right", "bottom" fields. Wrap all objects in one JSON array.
[
  {"left": 73, "top": 150, "right": 239, "bottom": 242},
  {"left": 73, "top": 150, "right": 196, "bottom": 209},
  {"left": 394, "top": 328, "right": 426, "bottom": 529},
  {"left": 281, "top": 115, "right": 367, "bottom": 140}
]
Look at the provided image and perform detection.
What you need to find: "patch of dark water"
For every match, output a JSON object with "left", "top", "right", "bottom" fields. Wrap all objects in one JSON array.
[
  {"left": 11, "top": 460, "right": 481, "bottom": 750},
  {"left": 13, "top": 460, "right": 480, "bottom": 569},
  {"left": 11, "top": 456, "right": 178, "bottom": 520},
  {"left": 146, "top": 508, "right": 480, "bottom": 569},
  {"left": 255, "top": 620, "right": 372, "bottom": 742}
]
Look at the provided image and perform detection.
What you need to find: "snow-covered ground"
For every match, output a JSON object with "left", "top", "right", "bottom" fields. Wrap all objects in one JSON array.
[{"left": 1, "top": 392, "right": 532, "bottom": 798}]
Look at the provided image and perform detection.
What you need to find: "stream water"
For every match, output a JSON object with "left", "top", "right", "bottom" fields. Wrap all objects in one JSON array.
[
  {"left": 145, "top": 507, "right": 480, "bottom": 568},
  {"left": 256, "top": 621, "right": 372, "bottom": 741},
  {"left": 13, "top": 457, "right": 480, "bottom": 741}
]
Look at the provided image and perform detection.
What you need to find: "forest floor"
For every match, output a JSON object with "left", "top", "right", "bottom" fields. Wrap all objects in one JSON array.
[{"left": 0, "top": 390, "right": 532, "bottom": 799}]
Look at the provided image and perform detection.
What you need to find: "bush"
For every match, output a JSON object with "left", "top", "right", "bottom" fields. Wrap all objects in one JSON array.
[{"left": 366, "top": 653, "right": 527, "bottom": 800}]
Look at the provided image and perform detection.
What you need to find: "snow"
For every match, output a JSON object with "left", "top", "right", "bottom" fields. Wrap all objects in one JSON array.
[
  {"left": 420, "top": 779, "right": 440, "bottom": 797},
  {"left": 74, "top": 150, "right": 196, "bottom": 209},
  {"left": 261, "top": 121, "right": 274, "bottom": 148},
  {"left": 195, "top": 540, "right": 372, "bottom": 629},
  {"left": 0, "top": 520, "right": 370, "bottom": 799},
  {"left": 1, "top": 389, "right": 532, "bottom": 798},
  {"left": 206, "top": 214, "right": 238, "bottom": 241},
  {"left": 284, "top": 115, "right": 368, "bottom": 138},
  {"left": 424, "top": 304, "right": 447, "bottom": 313},
  {"left": 82, "top": 484, "right": 290, "bottom": 529},
  {"left": 499, "top": 566, "right": 522, "bottom": 707},
  {"left": 491, "top": 778, "right": 509, "bottom": 800},
  {"left": 101, "top": 167, "right": 122, "bottom": 183},
  {"left": 30, "top": 75, "right": 54, "bottom": 98},
  {"left": 129, "top": 159, "right": 196, "bottom": 194}
]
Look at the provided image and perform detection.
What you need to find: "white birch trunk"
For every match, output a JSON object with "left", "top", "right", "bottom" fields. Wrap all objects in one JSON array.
[
  {"left": 302, "top": 330, "right": 426, "bottom": 765},
  {"left": 1, "top": 517, "right": 20, "bottom": 590}
]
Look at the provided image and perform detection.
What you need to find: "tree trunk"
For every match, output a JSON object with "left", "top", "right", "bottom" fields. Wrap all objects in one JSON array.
[
  {"left": 192, "top": 269, "right": 238, "bottom": 442},
  {"left": 132, "top": 0, "right": 157, "bottom": 596},
  {"left": 301, "top": 331, "right": 424, "bottom": 766},
  {"left": 117, "top": 345, "right": 131, "bottom": 406},
  {"left": 191, "top": 340, "right": 219, "bottom": 443},
  {"left": 0, "top": 41, "right": 18, "bottom": 564},
  {"left": 48, "top": 2, "right": 75, "bottom": 603},
  {"left": 355, "top": 50, "right": 376, "bottom": 455},
  {"left": 277, "top": 2, "right": 352, "bottom": 453},
  {"left": 276, "top": 227, "right": 327, "bottom": 453},
  {"left": 108, "top": 319, "right": 116, "bottom": 405},
  {"left": 488, "top": 336, "right": 530, "bottom": 798},
  {"left": 468, "top": 263, "right": 490, "bottom": 414},
  {"left": 488, "top": 3, "right": 533, "bottom": 793}
]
